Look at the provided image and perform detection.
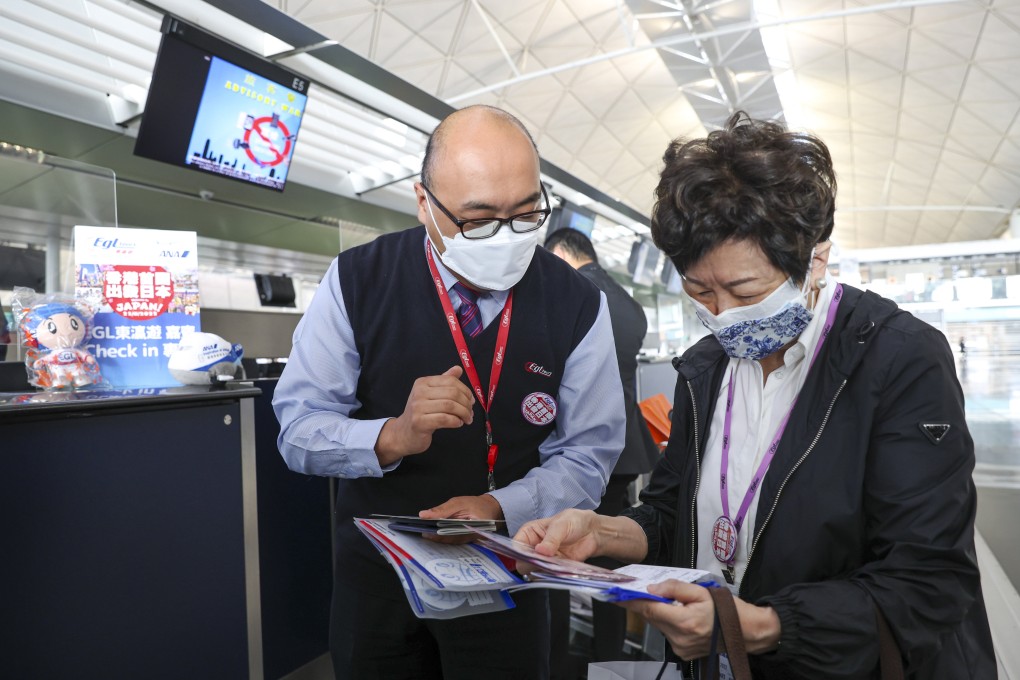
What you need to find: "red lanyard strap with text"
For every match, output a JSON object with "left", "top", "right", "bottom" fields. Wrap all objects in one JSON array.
[{"left": 425, "top": 241, "right": 513, "bottom": 491}]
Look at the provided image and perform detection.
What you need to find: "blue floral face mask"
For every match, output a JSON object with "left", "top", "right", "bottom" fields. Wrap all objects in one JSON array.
[{"left": 687, "top": 277, "right": 814, "bottom": 360}]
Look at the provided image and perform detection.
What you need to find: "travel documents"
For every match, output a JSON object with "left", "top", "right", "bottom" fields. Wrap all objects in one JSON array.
[
  {"left": 355, "top": 518, "right": 714, "bottom": 620},
  {"left": 370, "top": 514, "right": 502, "bottom": 535}
]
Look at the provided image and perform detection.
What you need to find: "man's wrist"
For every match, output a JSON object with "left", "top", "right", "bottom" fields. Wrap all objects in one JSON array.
[
  {"left": 480, "top": 493, "right": 505, "bottom": 521},
  {"left": 374, "top": 418, "right": 405, "bottom": 466}
]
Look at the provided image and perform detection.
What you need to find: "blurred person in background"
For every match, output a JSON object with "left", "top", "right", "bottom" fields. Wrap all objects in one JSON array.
[{"left": 545, "top": 226, "right": 660, "bottom": 675}]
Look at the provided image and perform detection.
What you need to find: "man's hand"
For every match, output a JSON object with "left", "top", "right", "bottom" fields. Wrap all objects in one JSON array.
[
  {"left": 375, "top": 366, "right": 475, "bottom": 466},
  {"left": 417, "top": 494, "right": 505, "bottom": 544},
  {"left": 420, "top": 494, "right": 504, "bottom": 521}
]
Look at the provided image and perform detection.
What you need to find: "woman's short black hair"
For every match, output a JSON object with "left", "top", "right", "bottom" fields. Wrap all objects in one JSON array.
[{"left": 651, "top": 111, "right": 836, "bottom": 283}]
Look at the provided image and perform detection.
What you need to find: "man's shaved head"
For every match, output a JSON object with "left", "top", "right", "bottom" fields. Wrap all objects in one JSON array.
[{"left": 420, "top": 105, "right": 539, "bottom": 190}]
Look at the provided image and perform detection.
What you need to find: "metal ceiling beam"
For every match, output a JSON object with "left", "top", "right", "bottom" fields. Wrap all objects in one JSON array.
[
  {"left": 469, "top": 0, "right": 520, "bottom": 77},
  {"left": 670, "top": 0, "right": 738, "bottom": 125},
  {"left": 446, "top": 0, "right": 968, "bottom": 103}
]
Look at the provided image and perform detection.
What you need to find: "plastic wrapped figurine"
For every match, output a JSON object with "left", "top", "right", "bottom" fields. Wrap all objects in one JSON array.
[{"left": 13, "top": 289, "right": 106, "bottom": 391}]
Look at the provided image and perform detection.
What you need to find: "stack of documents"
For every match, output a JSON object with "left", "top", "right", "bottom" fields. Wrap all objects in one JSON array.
[
  {"left": 370, "top": 514, "right": 502, "bottom": 535},
  {"left": 356, "top": 517, "right": 520, "bottom": 619},
  {"left": 355, "top": 518, "right": 715, "bottom": 619}
]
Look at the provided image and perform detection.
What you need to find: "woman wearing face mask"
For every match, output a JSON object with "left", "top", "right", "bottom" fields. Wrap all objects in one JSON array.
[{"left": 515, "top": 112, "right": 994, "bottom": 679}]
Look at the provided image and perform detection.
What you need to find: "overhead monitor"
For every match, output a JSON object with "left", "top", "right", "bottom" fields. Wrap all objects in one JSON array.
[
  {"left": 627, "top": 239, "right": 660, "bottom": 287},
  {"left": 135, "top": 16, "right": 310, "bottom": 192},
  {"left": 660, "top": 258, "right": 683, "bottom": 295},
  {"left": 547, "top": 199, "right": 596, "bottom": 237}
]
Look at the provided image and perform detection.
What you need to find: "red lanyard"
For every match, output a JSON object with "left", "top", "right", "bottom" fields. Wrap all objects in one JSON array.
[{"left": 425, "top": 241, "right": 513, "bottom": 491}]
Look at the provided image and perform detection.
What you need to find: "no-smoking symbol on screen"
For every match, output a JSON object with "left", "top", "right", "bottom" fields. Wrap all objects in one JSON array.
[{"left": 235, "top": 113, "right": 293, "bottom": 168}]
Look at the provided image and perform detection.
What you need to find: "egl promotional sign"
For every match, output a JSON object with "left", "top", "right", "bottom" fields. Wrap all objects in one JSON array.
[{"left": 74, "top": 226, "right": 200, "bottom": 387}]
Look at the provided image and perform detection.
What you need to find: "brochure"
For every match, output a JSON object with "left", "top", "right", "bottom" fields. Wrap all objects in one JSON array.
[{"left": 355, "top": 518, "right": 715, "bottom": 620}]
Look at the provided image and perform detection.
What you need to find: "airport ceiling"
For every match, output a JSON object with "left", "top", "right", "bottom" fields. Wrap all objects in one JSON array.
[{"left": 1, "top": 0, "right": 1018, "bottom": 268}]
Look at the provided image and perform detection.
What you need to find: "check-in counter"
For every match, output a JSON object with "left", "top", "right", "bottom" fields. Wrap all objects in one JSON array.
[{"left": 0, "top": 379, "right": 331, "bottom": 680}]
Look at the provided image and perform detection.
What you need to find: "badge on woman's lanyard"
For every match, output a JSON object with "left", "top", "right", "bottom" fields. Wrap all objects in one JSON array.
[
  {"left": 425, "top": 241, "right": 513, "bottom": 492},
  {"left": 712, "top": 284, "right": 844, "bottom": 584}
]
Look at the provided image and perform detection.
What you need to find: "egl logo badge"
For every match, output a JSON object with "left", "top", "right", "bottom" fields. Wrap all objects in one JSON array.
[{"left": 524, "top": 362, "right": 552, "bottom": 377}]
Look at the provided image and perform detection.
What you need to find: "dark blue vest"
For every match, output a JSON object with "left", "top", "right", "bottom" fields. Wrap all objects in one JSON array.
[{"left": 334, "top": 226, "right": 601, "bottom": 588}]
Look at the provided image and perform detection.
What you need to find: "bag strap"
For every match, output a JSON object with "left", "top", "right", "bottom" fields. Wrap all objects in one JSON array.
[
  {"left": 708, "top": 587, "right": 752, "bottom": 680},
  {"left": 708, "top": 588, "right": 904, "bottom": 680},
  {"left": 875, "top": 605, "right": 905, "bottom": 680}
]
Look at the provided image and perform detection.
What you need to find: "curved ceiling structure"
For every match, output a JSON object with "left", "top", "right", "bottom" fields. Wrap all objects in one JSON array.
[
  {"left": 271, "top": 0, "right": 1020, "bottom": 252},
  {"left": 0, "top": 0, "right": 1018, "bottom": 269}
]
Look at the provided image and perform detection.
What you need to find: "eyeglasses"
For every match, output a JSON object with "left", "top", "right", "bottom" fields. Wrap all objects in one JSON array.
[{"left": 421, "top": 183, "right": 551, "bottom": 240}]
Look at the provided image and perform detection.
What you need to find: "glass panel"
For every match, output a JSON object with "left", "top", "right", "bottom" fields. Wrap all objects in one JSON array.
[{"left": 0, "top": 149, "right": 118, "bottom": 364}]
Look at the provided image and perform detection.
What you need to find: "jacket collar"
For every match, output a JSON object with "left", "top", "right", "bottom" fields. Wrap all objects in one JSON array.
[
  {"left": 825, "top": 286, "right": 900, "bottom": 377},
  {"left": 672, "top": 335, "right": 726, "bottom": 381}
]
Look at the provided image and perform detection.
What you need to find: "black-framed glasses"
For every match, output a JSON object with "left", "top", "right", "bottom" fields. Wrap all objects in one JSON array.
[{"left": 421, "top": 183, "right": 551, "bottom": 240}]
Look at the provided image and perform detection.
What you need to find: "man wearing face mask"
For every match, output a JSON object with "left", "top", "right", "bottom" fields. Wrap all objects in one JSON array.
[{"left": 273, "top": 105, "right": 625, "bottom": 680}]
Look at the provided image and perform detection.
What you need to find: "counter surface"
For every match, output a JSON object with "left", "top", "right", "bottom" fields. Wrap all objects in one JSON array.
[{"left": 0, "top": 382, "right": 262, "bottom": 416}]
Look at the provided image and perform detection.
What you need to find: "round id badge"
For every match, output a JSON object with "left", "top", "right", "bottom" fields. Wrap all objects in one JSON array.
[
  {"left": 521, "top": 391, "right": 557, "bottom": 426},
  {"left": 711, "top": 515, "right": 737, "bottom": 564}
]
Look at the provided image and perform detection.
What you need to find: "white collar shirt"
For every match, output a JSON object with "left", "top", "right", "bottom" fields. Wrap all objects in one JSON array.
[
  {"left": 428, "top": 236, "right": 509, "bottom": 328},
  {"left": 695, "top": 273, "right": 838, "bottom": 586}
]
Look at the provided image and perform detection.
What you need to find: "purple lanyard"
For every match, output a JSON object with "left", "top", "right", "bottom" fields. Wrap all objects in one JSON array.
[{"left": 718, "top": 284, "right": 843, "bottom": 541}]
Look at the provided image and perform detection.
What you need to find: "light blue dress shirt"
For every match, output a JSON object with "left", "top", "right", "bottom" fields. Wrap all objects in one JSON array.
[{"left": 272, "top": 240, "right": 626, "bottom": 534}]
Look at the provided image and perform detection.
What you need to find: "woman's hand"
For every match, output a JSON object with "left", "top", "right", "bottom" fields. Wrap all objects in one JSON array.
[
  {"left": 622, "top": 580, "right": 781, "bottom": 660},
  {"left": 513, "top": 509, "right": 603, "bottom": 563},
  {"left": 514, "top": 510, "right": 649, "bottom": 569}
]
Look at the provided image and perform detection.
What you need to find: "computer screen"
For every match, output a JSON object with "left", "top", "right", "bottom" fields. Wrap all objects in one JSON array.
[
  {"left": 660, "top": 258, "right": 683, "bottom": 295},
  {"left": 0, "top": 245, "right": 45, "bottom": 290},
  {"left": 134, "top": 17, "right": 310, "bottom": 192},
  {"left": 628, "top": 240, "right": 660, "bottom": 287},
  {"left": 547, "top": 200, "right": 596, "bottom": 237}
]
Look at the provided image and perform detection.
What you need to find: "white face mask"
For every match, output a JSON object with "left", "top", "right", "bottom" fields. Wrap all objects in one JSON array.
[{"left": 424, "top": 194, "right": 539, "bottom": 291}]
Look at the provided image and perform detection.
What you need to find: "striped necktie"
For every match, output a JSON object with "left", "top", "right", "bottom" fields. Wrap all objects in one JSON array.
[{"left": 452, "top": 282, "right": 483, "bottom": 338}]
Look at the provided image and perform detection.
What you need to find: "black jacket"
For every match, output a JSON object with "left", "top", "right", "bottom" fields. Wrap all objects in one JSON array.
[
  {"left": 578, "top": 262, "right": 659, "bottom": 476},
  {"left": 624, "top": 285, "right": 994, "bottom": 678}
]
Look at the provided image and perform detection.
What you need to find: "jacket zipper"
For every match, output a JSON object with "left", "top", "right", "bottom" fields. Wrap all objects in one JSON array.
[
  {"left": 685, "top": 380, "right": 702, "bottom": 571},
  {"left": 738, "top": 378, "right": 848, "bottom": 597},
  {"left": 684, "top": 380, "right": 701, "bottom": 680}
]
